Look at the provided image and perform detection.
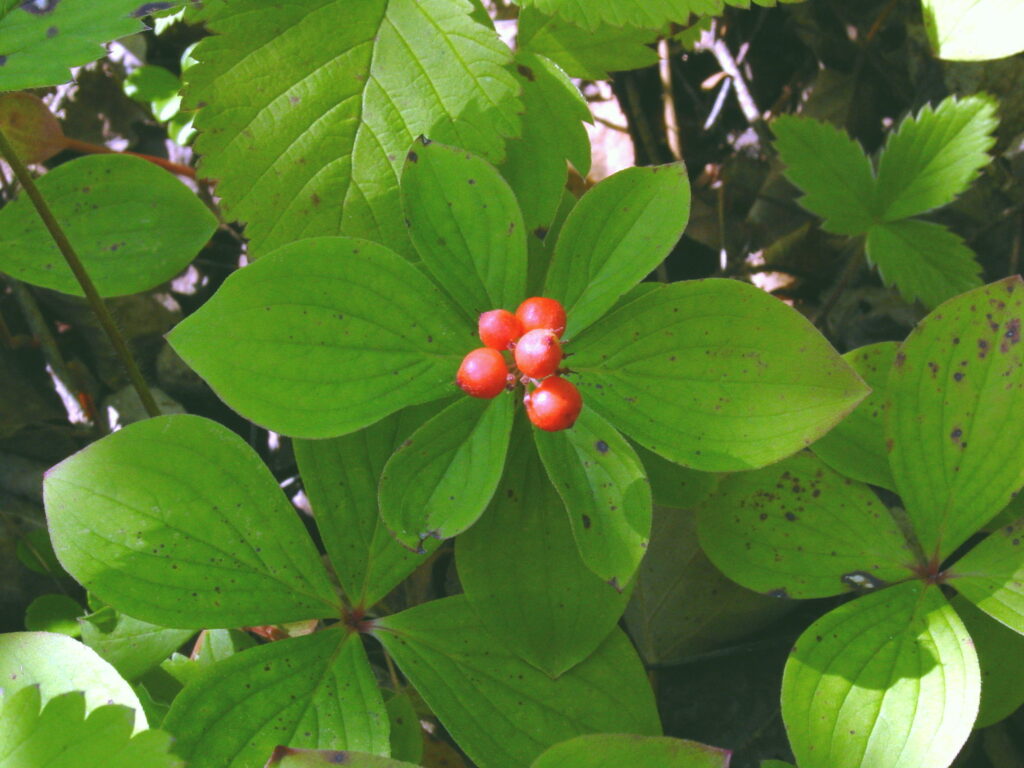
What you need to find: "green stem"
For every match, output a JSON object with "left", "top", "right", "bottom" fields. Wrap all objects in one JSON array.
[{"left": 0, "top": 127, "right": 161, "bottom": 418}]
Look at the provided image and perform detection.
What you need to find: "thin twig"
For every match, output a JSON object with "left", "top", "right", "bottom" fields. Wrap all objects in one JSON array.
[
  {"left": 0, "top": 126, "right": 161, "bottom": 418},
  {"left": 592, "top": 114, "right": 629, "bottom": 133}
]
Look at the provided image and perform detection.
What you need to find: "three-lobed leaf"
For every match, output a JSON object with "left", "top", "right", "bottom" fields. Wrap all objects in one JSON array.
[
  {"left": 457, "top": 417, "right": 632, "bottom": 676},
  {"left": 865, "top": 219, "right": 982, "bottom": 309},
  {"left": 45, "top": 414, "right": 339, "bottom": 628},
  {"left": 772, "top": 115, "right": 878, "bottom": 235},
  {"left": 379, "top": 395, "right": 513, "bottom": 550},
  {"left": 183, "top": 0, "right": 521, "bottom": 258},
  {"left": 534, "top": 407, "right": 651, "bottom": 588},
  {"left": 163, "top": 627, "right": 389, "bottom": 768},
  {"left": 544, "top": 163, "right": 691, "bottom": 339},
  {"left": 572, "top": 279, "right": 869, "bottom": 471},
  {"left": 698, "top": 452, "right": 914, "bottom": 598},
  {"left": 402, "top": 138, "right": 527, "bottom": 322},
  {"left": 783, "top": 582, "right": 979, "bottom": 768},
  {"left": 875, "top": 95, "right": 998, "bottom": 222},
  {"left": 374, "top": 595, "right": 660, "bottom": 768},
  {"left": 167, "top": 237, "right": 470, "bottom": 438},
  {"left": 888, "top": 277, "right": 1024, "bottom": 560},
  {"left": 0, "top": 154, "right": 216, "bottom": 297},
  {"left": 0, "top": 631, "right": 147, "bottom": 732},
  {"left": 0, "top": 688, "right": 181, "bottom": 768}
]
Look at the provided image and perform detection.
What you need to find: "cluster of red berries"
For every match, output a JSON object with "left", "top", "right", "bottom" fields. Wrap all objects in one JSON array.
[{"left": 456, "top": 297, "right": 583, "bottom": 432}]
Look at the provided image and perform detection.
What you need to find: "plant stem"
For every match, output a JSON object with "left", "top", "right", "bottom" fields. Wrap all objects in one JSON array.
[
  {"left": 62, "top": 136, "right": 198, "bottom": 179},
  {"left": 0, "top": 126, "right": 161, "bottom": 419}
]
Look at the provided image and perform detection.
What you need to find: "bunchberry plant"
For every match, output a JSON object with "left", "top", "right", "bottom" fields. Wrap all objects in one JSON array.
[{"left": 2, "top": 1, "right": 1022, "bottom": 767}]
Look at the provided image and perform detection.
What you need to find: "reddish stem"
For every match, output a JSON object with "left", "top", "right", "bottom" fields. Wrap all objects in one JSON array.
[{"left": 63, "top": 136, "right": 197, "bottom": 179}]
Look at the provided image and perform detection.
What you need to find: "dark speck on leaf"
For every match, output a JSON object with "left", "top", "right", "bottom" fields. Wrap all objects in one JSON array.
[
  {"left": 0, "top": 55, "right": 6, "bottom": 66},
  {"left": 785, "top": 512, "right": 797, "bottom": 521},
  {"left": 595, "top": 440, "right": 609, "bottom": 453},
  {"left": 953, "top": 372, "right": 964, "bottom": 382},
  {"left": 979, "top": 339, "right": 989, "bottom": 358},
  {"left": 533, "top": 226, "right": 548, "bottom": 240},
  {"left": 46, "top": 25, "right": 57, "bottom": 37},
  {"left": 407, "top": 150, "right": 418, "bottom": 163},
  {"left": 468, "top": 178, "right": 476, "bottom": 185},
  {"left": 582, "top": 514, "right": 591, "bottom": 529},
  {"left": 517, "top": 63, "right": 536, "bottom": 80}
]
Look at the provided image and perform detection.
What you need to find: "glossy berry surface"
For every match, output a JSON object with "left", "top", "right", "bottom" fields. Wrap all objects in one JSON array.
[
  {"left": 457, "top": 347, "right": 508, "bottom": 398},
  {"left": 516, "top": 297, "right": 567, "bottom": 337},
  {"left": 514, "top": 328, "right": 562, "bottom": 379},
  {"left": 524, "top": 376, "right": 582, "bottom": 431},
  {"left": 478, "top": 309, "right": 523, "bottom": 350}
]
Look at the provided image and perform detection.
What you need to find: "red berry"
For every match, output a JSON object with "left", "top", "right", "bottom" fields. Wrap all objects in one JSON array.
[
  {"left": 524, "top": 376, "right": 582, "bottom": 431},
  {"left": 514, "top": 328, "right": 562, "bottom": 379},
  {"left": 478, "top": 309, "right": 523, "bottom": 350},
  {"left": 457, "top": 348, "right": 508, "bottom": 398},
  {"left": 516, "top": 297, "right": 566, "bottom": 337}
]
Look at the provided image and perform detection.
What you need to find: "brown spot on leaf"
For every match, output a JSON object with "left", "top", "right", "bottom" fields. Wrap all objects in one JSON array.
[
  {"left": 785, "top": 512, "right": 798, "bottom": 521},
  {"left": 46, "top": 25, "right": 57, "bottom": 37},
  {"left": 1002, "top": 318, "right": 1020, "bottom": 353},
  {"left": 595, "top": 440, "right": 609, "bottom": 453},
  {"left": 533, "top": 225, "right": 548, "bottom": 240},
  {"left": 517, "top": 64, "right": 535, "bottom": 81},
  {"left": 979, "top": 339, "right": 989, "bottom": 359},
  {"left": 406, "top": 150, "right": 418, "bottom": 163},
  {"left": 894, "top": 352, "right": 905, "bottom": 368},
  {"left": 582, "top": 514, "right": 591, "bottom": 529}
]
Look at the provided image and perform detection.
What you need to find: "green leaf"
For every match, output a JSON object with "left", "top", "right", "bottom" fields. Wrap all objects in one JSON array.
[
  {"left": 624, "top": 506, "right": 792, "bottom": 665},
  {"left": 632, "top": 442, "right": 720, "bottom": 509},
  {"left": 950, "top": 595, "right": 1024, "bottom": 728},
  {"left": 810, "top": 342, "right": 898, "bottom": 490},
  {"left": 531, "top": 734, "right": 730, "bottom": 768},
  {"left": 876, "top": 95, "right": 998, "bottom": 221},
  {"left": 783, "top": 582, "right": 979, "bottom": 768},
  {"left": 949, "top": 515, "right": 1024, "bottom": 635},
  {"left": 167, "top": 237, "right": 470, "bottom": 438},
  {"left": 294, "top": 402, "right": 447, "bottom": 609},
  {"left": 124, "top": 65, "right": 182, "bottom": 121},
  {"left": 402, "top": 138, "right": 527, "bottom": 321},
  {"left": 516, "top": 0, "right": 723, "bottom": 32},
  {"left": 0, "top": 631, "right": 146, "bottom": 731},
  {"left": 374, "top": 595, "right": 660, "bottom": 768},
  {"left": 571, "top": 279, "right": 869, "bottom": 471},
  {"left": 164, "top": 627, "right": 389, "bottom": 768},
  {"left": 0, "top": 154, "right": 216, "bottom": 297},
  {"left": 0, "top": 688, "right": 182, "bottom": 768},
  {"left": 24, "top": 594, "right": 81, "bottom": 636},
  {"left": 457, "top": 416, "right": 631, "bottom": 676},
  {"left": 80, "top": 609, "right": 195, "bottom": 682},
  {"left": 161, "top": 629, "right": 256, "bottom": 689},
  {"left": 384, "top": 688, "right": 423, "bottom": 764},
  {"left": 698, "top": 452, "right": 913, "bottom": 598},
  {"left": 772, "top": 115, "right": 878, "bottom": 235},
  {"left": 888, "top": 277, "right": 1024, "bottom": 559},
  {"left": 534, "top": 407, "right": 651, "bottom": 587},
  {"left": 922, "top": 0, "right": 1024, "bottom": 60},
  {"left": 517, "top": 8, "right": 659, "bottom": 80},
  {"left": 502, "top": 52, "right": 591, "bottom": 239},
  {"left": 865, "top": 219, "right": 983, "bottom": 309},
  {"left": 266, "top": 748, "right": 419, "bottom": 768},
  {"left": 44, "top": 414, "right": 339, "bottom": 628},
  {"left": 380, "top": 395, "right": 513, "bottom": 549},
  {"left": 545, "top": 163, "right": 691, "bottom": 338},
  {"left": 0, "top": 1, "right": 162, "bottom": 91},
  {"left": 183, "top": 0, "right": 521, "bottom": 258}
]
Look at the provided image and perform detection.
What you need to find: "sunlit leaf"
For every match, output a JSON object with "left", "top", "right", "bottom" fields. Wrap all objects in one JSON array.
[
  {"left": 698, "top": 452, "right": 913, "bottom": 598},
  {"left": 167, "top": 237, "right": 470, "bottom": 438},
  {"left": 0, "top": 688, "right": 181, "bottom": 768},
  {"left": 572, "top": 280, "right": 869, "bottom": 471},
  {"left": 164, "top": 627, "right": 388, "bottom": 768},
  {"left": 45, "top": 414, "right": 339, "bottom": 628},
  {"left": 530, "top": 733, "right": 731, "bottom": 768},
  {"left": 783, "top": 582, "right": 978, "bottom": 768},
  {"left": 183, "top": 0, "right": 521, "bottom": 257},
  {"left": 0, "top": 154, "right": 216, "bottom": 297},
  {"left": 923, "top": 0, "right": 1024, "bottom": 61},
  {"left": 374, "top": 596, "right": 660, "bottom": 768},
  {"left": 888, "top": 277, "right": 1024, "bottom": 560},
  {"left": 949, "top": 515, "right": 1024, "bottom": 636}
]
